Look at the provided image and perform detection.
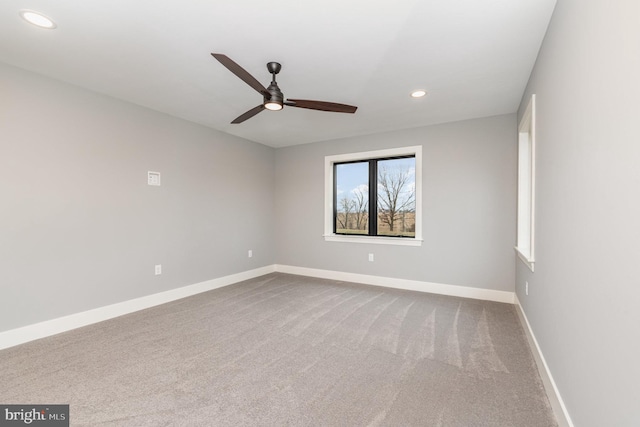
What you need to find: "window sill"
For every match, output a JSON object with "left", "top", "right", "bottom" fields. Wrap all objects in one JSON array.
[
  {"left": 515, "top": 247, "right": 535, "bottom": 272},
  {"left": 324, "top": 234, "right": 423, "bottom": 247}
]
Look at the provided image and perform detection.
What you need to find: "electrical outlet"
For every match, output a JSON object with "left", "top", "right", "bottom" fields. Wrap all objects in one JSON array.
[
  {"left": 368, "top": 253, "right": 374, "bottom": 262},
  {"left": 155, "top": 264, "right": 162, "bottom": 275},
  {"left": 248, "top": 250, "right": 253, "bottom": 258},
  {"left": 525, "top": 281, "right": 529, "bottom": 296}
]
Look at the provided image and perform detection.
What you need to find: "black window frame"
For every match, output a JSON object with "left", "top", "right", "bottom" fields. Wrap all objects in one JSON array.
[{"left": 333, "top": 154, "right": 416, "bottom": 238}]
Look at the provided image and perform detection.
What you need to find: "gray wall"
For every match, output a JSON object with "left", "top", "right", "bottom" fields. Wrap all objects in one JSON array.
[
  {"left": 516, "top": 0, "right": 640, "bottom": 425},
  {"left": 0, "top": 63, "right": 275, "bottom": 332},
  {"left": 275, "top": 114, "right": 517, "bottom": 292}
]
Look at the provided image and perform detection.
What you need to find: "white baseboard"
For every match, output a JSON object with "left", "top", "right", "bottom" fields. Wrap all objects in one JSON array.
[
  {"left": 274, "top": 264, "right": 515, "bottom": 304},
  {"left": 0, "top": 264, "right": 514, "bottom": 351},
  {"left": 0, "top": 265, "right": 275, "bottom": 351},
  {"left": 515, "top": 294, "right": 574, "bottom": 427}
]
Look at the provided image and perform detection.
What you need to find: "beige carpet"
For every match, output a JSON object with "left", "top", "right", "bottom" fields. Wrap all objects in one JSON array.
[{"left": 0, "top": 273, "right": 556, "bottom": 426}]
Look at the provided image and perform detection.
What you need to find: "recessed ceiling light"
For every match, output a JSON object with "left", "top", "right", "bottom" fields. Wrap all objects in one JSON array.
[
  {"left": 411, "top": 90, "right": 427, "bottom": 98},
  {"left": 19, "top": 10, "right": 57, "bottom": 29}
]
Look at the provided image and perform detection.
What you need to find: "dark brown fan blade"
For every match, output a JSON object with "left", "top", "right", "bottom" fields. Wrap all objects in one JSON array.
[
  {"left": 231, "top": 105, "right": 265, "bottom": 124},
  {"left": 211, "top": 53, "right": 268, "bottom": 96},
  {"left": 286, "top": 99, "right": 357, "bottom": 114}
]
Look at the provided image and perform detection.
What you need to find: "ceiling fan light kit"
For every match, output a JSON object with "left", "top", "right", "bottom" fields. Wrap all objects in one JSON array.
[
  {"left": 264, "top": 102, "right": 282, "bottom": 111},
  {"left": 211, "top": 53, "right": 357, "bottom": 124}
]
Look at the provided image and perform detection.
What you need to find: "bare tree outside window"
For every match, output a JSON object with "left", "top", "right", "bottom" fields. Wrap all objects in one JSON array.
[
  {"left": 352, "top": 186, "right": 368, "bottom": 231},
  {"left": 337, "top": 196, "right": 354, "bottom": 229},
  {"left": 334, "top": 156, "right": 415, "bottom": 237},
  {"left": 335, "top": 162, "right": 369, "bottom": 234},
  {"left": 377, "top": 160, "right": 416, "bottom": 236}
]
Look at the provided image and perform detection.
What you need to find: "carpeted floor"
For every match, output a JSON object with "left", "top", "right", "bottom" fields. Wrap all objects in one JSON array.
[{"left": 0, "top": 273, "right": 556, "bottom": 426}]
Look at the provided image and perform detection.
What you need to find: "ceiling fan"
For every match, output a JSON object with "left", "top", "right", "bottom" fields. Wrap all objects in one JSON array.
[{"left": 211, "top": 53, "right": 358, "bottom": 124}]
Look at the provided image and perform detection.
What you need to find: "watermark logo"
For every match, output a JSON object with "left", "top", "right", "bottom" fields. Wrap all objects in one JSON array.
[{"left": 0, "top": 405, "right": 68, "bottom": 426}]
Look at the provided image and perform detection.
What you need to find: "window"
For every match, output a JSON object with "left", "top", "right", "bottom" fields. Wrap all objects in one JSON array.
[
  {"left": 325, "top": 146, "right": 422, "bottom": 246},
  {"left": 516, "top": 94, "right": 536, "bottom": 271}
]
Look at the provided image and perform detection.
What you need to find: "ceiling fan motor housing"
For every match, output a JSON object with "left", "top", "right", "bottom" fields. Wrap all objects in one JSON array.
[{"left": 265, "top": 82, "right": 284, "bottom": 105}]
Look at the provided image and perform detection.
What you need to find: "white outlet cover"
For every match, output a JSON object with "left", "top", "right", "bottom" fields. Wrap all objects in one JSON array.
[
  {"left": 155, "top": 265, "right": 162, "bottom": 275},
  {"left": 148, "top": 171, "right": 161, "bottom": 186}
]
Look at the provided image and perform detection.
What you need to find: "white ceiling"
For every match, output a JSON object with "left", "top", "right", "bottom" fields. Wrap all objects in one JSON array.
[{"left": 0, "top": 0, "right": 556, "bottom": 148}]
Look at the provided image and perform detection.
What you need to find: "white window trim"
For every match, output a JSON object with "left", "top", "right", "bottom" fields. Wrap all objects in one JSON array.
[
  {"left": 515, "top": 95, "right": 536, "bottom": 271},
  {"left": 324, "top": 146, "right": 423, "bottom": 246}
]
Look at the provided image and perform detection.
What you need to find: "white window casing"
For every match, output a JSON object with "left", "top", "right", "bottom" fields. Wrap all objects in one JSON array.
[
  {"left": 516, "top": 95, "right": 536, "bottom": 271},
  {"left": 324, "top": 146, "right": 423, "bottom": 247}
]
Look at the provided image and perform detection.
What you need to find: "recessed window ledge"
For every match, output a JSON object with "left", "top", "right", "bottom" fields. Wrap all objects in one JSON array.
[
  {"left": 515, "top": 246, "right": 535, "bottom": 272},
  {"left": 324, "top": 234, "right": 423, "bottom": 247}
]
